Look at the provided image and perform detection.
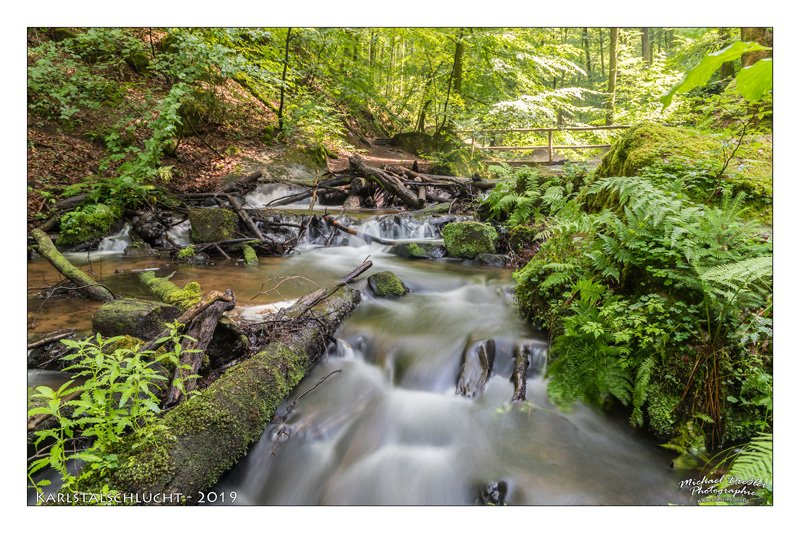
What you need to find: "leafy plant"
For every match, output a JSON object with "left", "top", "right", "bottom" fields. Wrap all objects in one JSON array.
[{"left": 27, "top": 324, "right": 199, "bottom": 499}]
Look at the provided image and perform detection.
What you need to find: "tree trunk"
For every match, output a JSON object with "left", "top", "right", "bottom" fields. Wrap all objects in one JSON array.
[
  {"left": 598, "top": 28, "right": 605, "bottom": 79},
  {"left": 163, "top": 289, "right": 236, "bottom": 408},
  {"left": 453, "top": 30, "right": 465, "bottom": 95},
  {"left": 641, "top": 28, "right": 651, "bottom": 66},
  {"left": 92, "top": 284, "right": 363, "bottom": 500},
  {"left": 718, "top": 28, "right": 737, "bottom": 79},
  {"left": 582, "top": 27, "right": 592, "bottom": 80},
  {"left": 31, "top": 229, "right": 115, "bottom": 302},
  {"left": 277, "top": 28, "right": 292, "bottom": 132},
  {"left": 606, "top": 27, "right": 619, "bottom": 126},
  {"left": 740, "top": 27, "right": 773, "bottom": 66}
]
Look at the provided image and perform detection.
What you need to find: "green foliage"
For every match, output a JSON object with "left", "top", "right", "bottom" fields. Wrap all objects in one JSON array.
[
  {"left": 176, "top": 245, "right": 196, "bottom": 260},
  {"left": 662, "top": 41, "right": 772, "bottom": 108},
  {"left": 705, "top": 433, "right": 772, "bottom": 505},
  {"left": 513, "top": 174, "right": 771, "bottom": 447},
  {"left": 57, "top": 203, "right": 121, "bottom": 246},
  {"left": 27, "top": 325, "right": 199, "bottom": 498}
]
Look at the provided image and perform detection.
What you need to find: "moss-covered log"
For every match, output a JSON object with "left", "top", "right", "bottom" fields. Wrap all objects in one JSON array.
[
  {"left": 31, "top": 228, "right": 114, "bottom": 302},
  {"left": 92, "top": 287, "right": 362, "bottom": 500},
  {"left": 241, "top": 244, "right": 258, "bottom": 265},
  {"left": 139, "top": 272, "right": 202, "bottom": 310}
]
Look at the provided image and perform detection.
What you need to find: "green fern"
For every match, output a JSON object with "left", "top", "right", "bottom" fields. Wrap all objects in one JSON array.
[{"left": 630, "top": 357, "right": 656, "bottom": 427}]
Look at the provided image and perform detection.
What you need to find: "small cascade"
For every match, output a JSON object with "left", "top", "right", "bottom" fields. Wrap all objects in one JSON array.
[
  {"left": 165, "top": 219, "right": 192, "bottom": 248},
  {"left": 96, "top": 223, "right": 132, "bottom": 252},
  {"left": 245, "top": 183, "right": 310, "bottom": 208}
]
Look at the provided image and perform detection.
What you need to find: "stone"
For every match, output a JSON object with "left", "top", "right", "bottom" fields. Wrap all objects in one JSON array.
[
  {"left": 367, "top": 271, "right": 409, "bottom": 298},
  {"left": 476, "top": 480, "right": 508, "bottom": 505},
  {"left": 389, "top": 241, "right": 446, "bottom": 259},
  {"left": 474, "top": 253, "right": 507, "bottom": 267},
  {"left": 456, "top": 338, "right": 496, "bottom": 399},
  {"left": 188, "top": 208, "right": 239, "bottom": 243},
  {"left": 92, "top": 298, "right": 181, "bottom": 339},
  {"left": 442, "top": 221, "right": 498, "bottom": 259}
]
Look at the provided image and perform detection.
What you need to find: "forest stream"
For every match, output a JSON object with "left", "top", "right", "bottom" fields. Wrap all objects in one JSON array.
[{"left": 27, "top": 198, "right": 694, "bottom": 505}]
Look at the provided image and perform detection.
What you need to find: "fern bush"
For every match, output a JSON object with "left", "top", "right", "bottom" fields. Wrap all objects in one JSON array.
[{"left": 512, "top": 174, "right": 772, "bottom": 449}]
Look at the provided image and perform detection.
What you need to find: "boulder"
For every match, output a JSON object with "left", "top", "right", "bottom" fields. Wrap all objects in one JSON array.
[
  {"left": 442, "top": 221, "right": 498, "bottom": 259},
  {"left": 188, "top": 208, "right": 239, "bottom": 243},
  {"left": 389, "top": 241, "right": 446, "bottom": 259},
  {"left": 367, "top": 271, "right": 409, "bottom": 298},
  {"left": 92, "top": 298, "right": 181, "bottom": 339},
  {"left": 476, "top": 480, "right": 508, "bottom": 506},
  {"left": 456, "top": 338, "right": 495, "bottom": 398},
  {"left": 474, "top": 253, "right": 507, "bottom": 267}
]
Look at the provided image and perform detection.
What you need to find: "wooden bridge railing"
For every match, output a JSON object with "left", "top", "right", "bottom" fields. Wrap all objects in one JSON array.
[{"left": 458, "top": 125, "right": 631, "bottom": 164}]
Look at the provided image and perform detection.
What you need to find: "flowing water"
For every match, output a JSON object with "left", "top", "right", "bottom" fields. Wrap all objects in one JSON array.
[{"left": 27, "top": 211, "right": 692, "bottom": 505}]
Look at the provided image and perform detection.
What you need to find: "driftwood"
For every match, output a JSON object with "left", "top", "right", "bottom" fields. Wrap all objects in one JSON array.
[
  {"left": 349, "top": 155, "right": 423, "bottom": 209},
  {"left": 163, "top": 289, "right": 236, "bottom": 408},
  {"left": 31, "top": 229, "right": 115, "bottom": 302},
  {"left": 218, "top": 170, "right": 263, "bottom": 194},
  {"left": 27, "top": 329, "right": 76, "bottom": 350}
]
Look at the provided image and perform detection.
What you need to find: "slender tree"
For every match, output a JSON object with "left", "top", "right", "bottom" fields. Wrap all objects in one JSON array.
[
  {"left": 277, "top": 27, "right": 292, "bottom": 133},
  {"left": 606, "top": 27, "right": 619, "bottom": 125},
  {"left": 641, "top": 27, "right": 651, "bottom": 66},
  {"left": 582, "top": 27, "right": 592, "bottom": 80}
]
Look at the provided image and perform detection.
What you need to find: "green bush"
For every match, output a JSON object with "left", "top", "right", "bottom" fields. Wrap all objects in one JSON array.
[{"left": 57, "top": 203, "right": 121, "bottom": 246}]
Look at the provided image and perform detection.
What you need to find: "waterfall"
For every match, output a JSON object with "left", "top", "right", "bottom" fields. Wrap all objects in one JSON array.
[{"left": 96, "top": 223, "right": 132, "bottom": 252}]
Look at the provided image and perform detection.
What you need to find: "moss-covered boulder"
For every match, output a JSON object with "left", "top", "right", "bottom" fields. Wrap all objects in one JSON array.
[
  {"left": 92, "top": 298, "right": 181, "bottom": 339},
  {"left": 474, "top": 253, "right": 507, "bottom": 267},
  {"left": 57, "top": 203, "right": 121, "bottom": 246},
  {"left": 367, "top": 271, "right": 409, "bottom": 298},
  {"left": 389, "top": 241, "right": 446, "bottom": 259},
  {"left": 595, "top": 123, "right": 722, "bottom": 179},
  {"left": 188, "top": 208, "right": 239, "bottom": 243},
  {"left": 508, "top": 225, "right": 539, "bottom": 253},
  {"left": 442, "top": 221, "right": 498, "bottom": 259}
]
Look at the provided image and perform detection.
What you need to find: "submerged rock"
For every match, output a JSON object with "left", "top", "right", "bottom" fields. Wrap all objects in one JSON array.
[
  {"left": 456, "top": 338, "right": 495, "bottom": 398},
  {"left": 442, "top": 221, "right": 498, "bottom": 259},
  {"left": 241, "top": 244, "right": 259, "bottom": 265},
  {"left": 474, "top": 253, "right": 507, "bottom": 267},
  {"left": 92, "top": 298, "right": 181, "bottom": 339},
  {"left": 476, "top": 480, "right": 508, "bottom": 505},
  {"left": 367, "top": 271, "right": 409, "bottom": 298},
  {"left": 189, "top": 208, "right": 239, "bottom": 243},
  {"left": 389, "top": 241, "right": 446, "bottom": 259}
]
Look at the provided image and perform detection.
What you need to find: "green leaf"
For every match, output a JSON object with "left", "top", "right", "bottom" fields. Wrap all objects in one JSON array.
[
  {"left": 736, "top": 59, "right": 772, "bottom": 102},
  {"left": 661, "top": 41, "right": 770, "bottom": 108}
]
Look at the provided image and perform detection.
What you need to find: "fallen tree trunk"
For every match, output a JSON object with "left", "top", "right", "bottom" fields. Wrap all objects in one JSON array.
[
  {"left": 91, "top": 284, "right": 363, "bottom": 501},
  {"left": 31, "top": 229, "right": 114, "bottom": 302},
  {"left": 265, "top": 175, "right": 351, "bottom": 207},
  {"left": 218, "top": 170, "right": 262, "bottom": 194}
]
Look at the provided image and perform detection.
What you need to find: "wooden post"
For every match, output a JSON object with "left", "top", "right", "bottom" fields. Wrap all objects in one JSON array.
[{"left": 547, "top": 130, "right": 554, "bottom": 163}]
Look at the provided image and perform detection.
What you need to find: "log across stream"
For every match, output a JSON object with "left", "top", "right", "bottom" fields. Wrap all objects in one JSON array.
[{"left": 27, "top": 214, "right": 693, "bottom": 505}]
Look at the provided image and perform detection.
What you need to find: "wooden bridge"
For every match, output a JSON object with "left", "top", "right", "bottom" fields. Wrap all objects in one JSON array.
[{"left": 458, "top": 125, "right": 631, "bottom": 165}]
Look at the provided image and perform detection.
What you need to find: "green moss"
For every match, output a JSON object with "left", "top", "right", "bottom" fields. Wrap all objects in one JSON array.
[
  {"left": 188, "top": 208, "right": 239, "bottom": 243},
  {"left": 139, "top": 272, "right": 201, "bottom": 311},
  {"left": 241, "top": 244, "right": 258, "bottom": 265},
  {"left": 57, "top": 203, "right": 121, "bottom": 246},
  {"left": 646, "top": 383, "right": 680, "bottom": 440},
  {"left": 176, "top": 245, "right": 196, "bottom": 259},
  {"left": 442, "top": 221, "right": 498, "bottom": 259},
  {"left": 367, "top": 271, "right": 409, "bottom": 298},
  {"left": 595, "top": 123, "right": 722, "bottom": 179},
  {"left": 389, "top": 241, "right": 446, "bottom": 259},
  {"left": 92, "top": 298, "right": 181, "bottom": 339}
]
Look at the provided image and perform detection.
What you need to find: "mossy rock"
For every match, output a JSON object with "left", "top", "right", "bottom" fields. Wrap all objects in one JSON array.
[
  {"left": 389, "top": 241, "right": 446, "bottom": 259},
  {"left": 367, "top": 271, "right": 409, "bottom": 298},
  {"left": 57, "top": 203, "right": 121, "bottom": 246},
  {"left": 595, "top": 123, "right": 723, "bottom": 179},
  {"left": 92, "top": 298, "right": 181, "bottom": 339},
  {"left": 474, "top": 253, "right": 507, "bottom": 267},
  {"left": 442, "top": 221, "right": 498, "bottom": 259},
  {"left": 188, "top": 208, "right": 239, "bottom": 243}
]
